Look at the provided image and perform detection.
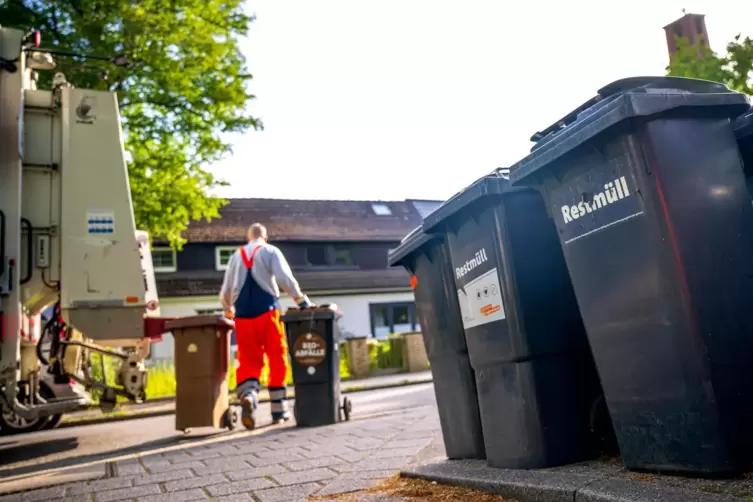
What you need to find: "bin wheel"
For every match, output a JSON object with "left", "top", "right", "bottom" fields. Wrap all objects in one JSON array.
[
  {"left": 341, "top": 397, "right": 352, "bottom": 421},
  {"left": 223, "top": 406, "right": 241, "bottom": 431}
]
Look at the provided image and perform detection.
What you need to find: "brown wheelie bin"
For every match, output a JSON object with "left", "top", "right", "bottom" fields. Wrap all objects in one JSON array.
[{"left": 166, "top": 315, "right": 241, "bottom": 433}]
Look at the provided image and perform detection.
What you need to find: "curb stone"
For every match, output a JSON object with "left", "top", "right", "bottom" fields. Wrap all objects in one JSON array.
[
  {"left": 400, "top": 459, "right": 748, "bottom": 502},
  {"left": 59, "top": 377, "right": 434, "bottom": 428}
]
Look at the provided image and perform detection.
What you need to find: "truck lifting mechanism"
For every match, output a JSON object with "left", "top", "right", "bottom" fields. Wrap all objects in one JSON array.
[{"left": 0, "top": 26, "right": 169, "bottom": 422}]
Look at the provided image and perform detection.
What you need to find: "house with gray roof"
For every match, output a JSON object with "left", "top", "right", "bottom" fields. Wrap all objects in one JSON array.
[{"left": 148, "top": 197, "right": 442, "bottom": 360}]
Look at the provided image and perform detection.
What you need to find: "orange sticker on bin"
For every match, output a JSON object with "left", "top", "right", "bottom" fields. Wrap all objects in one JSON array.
[
  {"left": 125, "top": 296, "right": 140, "bottom": 304},
  {"left": 410, "top": 276, "right": 418, "bottom": 290}
]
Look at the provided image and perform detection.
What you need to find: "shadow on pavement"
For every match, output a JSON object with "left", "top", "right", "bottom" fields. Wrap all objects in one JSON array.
[
  {"left": 0, "top": 437, "right": 80, "bottom": 466},
  {"left": 0, "top": 384, "right": 438, "bottom": 484},
  {"left": 0, "top": 434, "right": 204, "bottom": 479},
  {"left": 0, "top": 439, "right": 19, "bottom": 448},
  {"left": 0, "top": 422, "right": 299, "bottom": 482}
]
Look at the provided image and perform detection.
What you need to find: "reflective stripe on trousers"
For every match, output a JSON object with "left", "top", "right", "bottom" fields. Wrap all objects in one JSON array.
[
  {"left": 269, "top": 386, "right": 289, "bottom": 417},
  {"left": 236, "top": 378, "right": 260, "bottom": 401}
]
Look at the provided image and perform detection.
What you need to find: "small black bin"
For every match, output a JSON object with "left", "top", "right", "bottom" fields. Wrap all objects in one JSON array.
[
  {"left": 509, "top": 76, "right": 753, "bottom": 475},
  {"left": 388, "top": 226, "right": 486, "bottom": 460},
  {"left": 422, "top": 170, "right": 610, "bottom": 469},
  {"left": 283, "top": 306, "right": 351, "bottom": 427}
]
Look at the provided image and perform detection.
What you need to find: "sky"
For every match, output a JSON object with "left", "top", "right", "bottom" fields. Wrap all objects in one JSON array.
[{"left": 208, "top": 1, "right": 753, "bottom": 202}]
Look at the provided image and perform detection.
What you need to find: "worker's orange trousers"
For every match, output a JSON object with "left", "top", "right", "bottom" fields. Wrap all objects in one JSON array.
[{"left": 235, "top": 310, "right": 289, "bottom": 389}]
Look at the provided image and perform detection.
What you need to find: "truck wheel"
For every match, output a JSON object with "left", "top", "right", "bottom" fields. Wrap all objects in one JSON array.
[
  {"left": 41, "top": 413, "right": 63, "bottom": 430},
  {"left": 0, "top": 406, "right": 47, "bottom": 435},
  {"left": 39, "top": 384, "right": 63, "bottom": 430}
]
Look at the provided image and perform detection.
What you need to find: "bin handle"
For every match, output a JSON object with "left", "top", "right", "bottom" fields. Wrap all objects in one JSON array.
[
  {"left": 530, "top": 77, "right": 732, "bottom": 144},
  {"left": 597, "top": 76, "right": 729, "bottom": 98},
  {"left": 494, "top": 167, "right": 510, "bottom": 179},
  {"left": 530, "top": 95, "right": 602, "bottom": 143}
]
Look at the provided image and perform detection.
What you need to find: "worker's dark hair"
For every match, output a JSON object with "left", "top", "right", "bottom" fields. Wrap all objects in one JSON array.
[{"left": 248, "top": 223, "right": 267, "bottom": 240}]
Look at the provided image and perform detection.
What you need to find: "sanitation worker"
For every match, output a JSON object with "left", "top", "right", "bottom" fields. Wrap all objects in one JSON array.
[{"left": 220, "top": 223, "right": 313, "bottom": 430}]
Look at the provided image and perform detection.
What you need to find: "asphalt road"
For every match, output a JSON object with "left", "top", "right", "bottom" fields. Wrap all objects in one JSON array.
[{"left": 0, "top": 383, "right": 436, "bottom": 481}]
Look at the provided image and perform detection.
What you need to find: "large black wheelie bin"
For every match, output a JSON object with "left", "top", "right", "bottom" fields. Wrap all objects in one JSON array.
[
  {"left": 388, "top": 226, "right": 486, "bottom": 460},
  {"left": 422, "top": 170, "right": 612, "bottom": 470},
  {"left": 733, "top": 106, "right": 753, "bottom": 199},
  {"left": 509, "top": 76, "right": 753, "bottom": 475}
]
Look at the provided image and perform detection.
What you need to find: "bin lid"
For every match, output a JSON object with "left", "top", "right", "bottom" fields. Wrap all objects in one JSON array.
[
  {"left": 733, "top": 106, "right": 753, "bottom": 141},
  {"left": 510, "top": 76, "right": 751, "bottom": 186},
  {"left": 282, "top": 305, "right": 338, "bottom": 322},
  {"left": 387, "top": 225, "right": 442, "bottom": 267},
  {"left": 165, "top": 315, "right": 234, "bottom": 331},
  {"left": 422, "top": 168, "right": 524, "bottom": 234}
]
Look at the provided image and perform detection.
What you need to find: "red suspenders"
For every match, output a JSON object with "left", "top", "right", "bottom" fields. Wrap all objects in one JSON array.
[{"left": 240, "top": 245, "right": 262, "bottom": 269}]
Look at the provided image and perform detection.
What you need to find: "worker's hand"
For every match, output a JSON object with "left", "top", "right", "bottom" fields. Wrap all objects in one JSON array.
[{"left": 296, "top": 295, "right": 314, "bottom": 309}]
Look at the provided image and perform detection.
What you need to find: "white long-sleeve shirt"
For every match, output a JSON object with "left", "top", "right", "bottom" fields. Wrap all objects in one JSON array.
[{"left": 219, "top": 239, "right": 305, "bottom": 314}]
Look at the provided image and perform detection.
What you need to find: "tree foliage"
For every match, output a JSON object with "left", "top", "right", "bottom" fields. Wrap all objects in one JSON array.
[
  {"left": 667, "top": 34, "right": 753, "bottom": 96},
  {"left": 0, "top": 0, "right": 261, "bottom": 247}
]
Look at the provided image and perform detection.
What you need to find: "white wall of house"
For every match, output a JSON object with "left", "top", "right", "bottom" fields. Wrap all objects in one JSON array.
[{"left": 150, "top": 290, "right": 415, "bottom": 361}]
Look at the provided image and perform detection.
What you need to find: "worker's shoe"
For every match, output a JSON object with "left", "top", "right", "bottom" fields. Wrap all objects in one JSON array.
[
  {"left": 240, "top": 392, "right": 258, "bottom": 430},
  {"left": 237, "top": 379, "right": 261, "bottom": 431},
  {"left": 272, "top": 410, "right": 291, "bottom": 425}
]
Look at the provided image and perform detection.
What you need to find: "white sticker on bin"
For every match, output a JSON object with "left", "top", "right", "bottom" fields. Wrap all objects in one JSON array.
[{"left": 457, "top": 267, "right": 506, "bottom": 329}]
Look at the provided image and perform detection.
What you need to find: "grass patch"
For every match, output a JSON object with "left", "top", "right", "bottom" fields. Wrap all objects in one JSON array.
[
  {"left": 88, "top": 338, "right": 406, "bottom": 403},
  {"left": 629, "top": 473, "right": 655, "bottom": 482},
  {"left": 309, "top": 475, "right": 517, "bottom": 501},
  {"left": 147, "top": 362, "right": 177, "bottom": 398}
]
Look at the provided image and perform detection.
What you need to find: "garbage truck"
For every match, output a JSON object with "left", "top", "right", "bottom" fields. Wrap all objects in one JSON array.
[{"left": 0, "top": 25, "right": 169, "bottom": 430}]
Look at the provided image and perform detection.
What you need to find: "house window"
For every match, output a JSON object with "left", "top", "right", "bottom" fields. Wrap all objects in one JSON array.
[
  {"left": 151, "top": 247, "right": 176, "bottom": 273},
  {"left": 333, "top": 246, "right": 353, "bottom": 266},
  {"left": 369, "top": 302, "right": 419, "bottom": 338},
  {"left": 371, "top": 203, "right": 392, "bottom": 216},
  {"left": 306, "top": 245, "right": 329, "bottom": 266},
  {"left": 303, "top": 244, "right": 354, "bottom": 267},
  {"left": 392, "top": 305, "right": 413, "bottom": 333},
  {"left": 215, "top": 246, "right": 237, "bottom": 271}
]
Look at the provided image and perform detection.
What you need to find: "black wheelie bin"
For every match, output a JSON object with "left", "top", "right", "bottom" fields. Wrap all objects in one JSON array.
[
  {"left": 509, "top": 76, "right": 753, "bottom": 475},
  {"left": 422, "top": 170, "right": 612, "bottom": 469},
  {"left": 388, "top": 226, "right": 486, "bottom": 460},
  {"left": 733, "top": 106, "right": 753, "bottom": 199},
  {"left": 283, "top": 305, "right": 352, "bottom": 427}
]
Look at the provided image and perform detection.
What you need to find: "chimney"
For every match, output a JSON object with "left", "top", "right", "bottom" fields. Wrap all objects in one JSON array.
[{"left": 663, "top": 12, "right": 710, "bottom": 60}]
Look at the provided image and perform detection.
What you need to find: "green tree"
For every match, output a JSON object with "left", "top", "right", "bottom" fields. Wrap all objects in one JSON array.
[
  {"left": 0, "top": 0, "right": 261, "bottom": 247},
  {"left": 667, "top": 34, "right": 753, "bottom": 96}
]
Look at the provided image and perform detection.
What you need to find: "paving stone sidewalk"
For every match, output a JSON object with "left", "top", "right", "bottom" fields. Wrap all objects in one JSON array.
[
  {"left": 60, "top": 371, "right": 434, "bottom": 427},
  {"left": 0, "top": 406, "right": 446, "bottom": 502}
]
